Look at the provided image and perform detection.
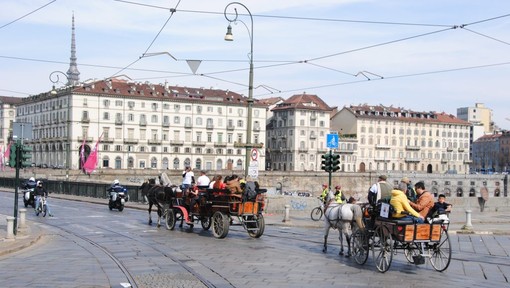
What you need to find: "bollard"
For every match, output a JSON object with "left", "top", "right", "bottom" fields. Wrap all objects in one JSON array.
[
  {"left": 19, "top": 208, "right": 27, "bottom": 229},
  {"left": 462, "top": 209, "right": 473, "bottom": 231},
  {"left": 282, "top": 204, "right": 290, "bottom": 222},
  {"left": 6, "top": 216, "right": 15, "bottom": 239}
]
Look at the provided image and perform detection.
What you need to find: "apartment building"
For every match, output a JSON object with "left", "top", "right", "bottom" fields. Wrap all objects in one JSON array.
[
  {"left": 0, "top": 96, "right": 23, "bottom": 147},
  {"left": 266, "top": 93, "right": 336, "bottom": 171},
  {"left": 332, "top": 104, "right": 472, "bottom": 174},
  {"left": 15, "top": 78, "right": 267, "bottom": 172}
]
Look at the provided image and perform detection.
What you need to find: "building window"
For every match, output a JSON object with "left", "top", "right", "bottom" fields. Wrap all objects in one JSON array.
[{"left": 103, "top": 112, "right": 109, "bottom": 120}]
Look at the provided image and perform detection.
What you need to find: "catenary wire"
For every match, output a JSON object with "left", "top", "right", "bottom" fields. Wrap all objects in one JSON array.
[{"left": 0, "top": 0, "right": 56, "bottom": 29}]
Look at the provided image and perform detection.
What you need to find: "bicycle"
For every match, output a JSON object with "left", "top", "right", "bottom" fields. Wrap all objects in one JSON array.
[{"left": 310, "top": 197, "right": 325, "bottom": 221}]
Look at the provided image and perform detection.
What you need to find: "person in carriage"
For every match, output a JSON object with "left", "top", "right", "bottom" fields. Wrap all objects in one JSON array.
[
  {"left": 226, "top": 174, "right": 243, "bottom": 199},
  {"left": 409, "top": 181, "right": 434, "bottom": 220},
  {"left": 390, "top": 182, "right": 425, "bottom": 223}
]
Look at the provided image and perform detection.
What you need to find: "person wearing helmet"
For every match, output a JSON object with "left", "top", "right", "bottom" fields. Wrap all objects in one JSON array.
[
  {"left": 24, "top": 177, "right": 37, "bottom": 190},
  {"left": 319, "top": 184, "right": 329, "bottom": 204},
  {"left": 107, "top": 179, "right": 124, "bottom": 202},
  {"left": 34, "top": 181, "right": 53, "bottom": 217},
  {"left": 334, "top": 185, "right": 346, "bottom": 204}
]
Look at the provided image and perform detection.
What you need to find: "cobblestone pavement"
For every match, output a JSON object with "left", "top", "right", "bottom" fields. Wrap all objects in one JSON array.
[{"left": 1, "top": 191, "right": 510, "bottom": 287}]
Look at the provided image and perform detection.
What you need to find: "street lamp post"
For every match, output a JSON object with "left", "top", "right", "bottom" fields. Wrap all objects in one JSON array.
[
  {"left": 224, "top": 2, "right": 254, "bottom": 179},
  {"left": 49, "top": 71, "right": 72, "bottom": 183}
]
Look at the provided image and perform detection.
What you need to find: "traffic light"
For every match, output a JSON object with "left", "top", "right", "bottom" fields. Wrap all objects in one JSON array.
[
  {"left": 321, "top": 153, "right": 332, "bottom": 172},
  {"left": 8, "top": 144, "right": 17, "bottom": 167},
  {"left": 331, "top": 154, "right": 340, "bottom": 172},
  {"left": 19, "top": 145, "right": 33, "bottom": 168}
]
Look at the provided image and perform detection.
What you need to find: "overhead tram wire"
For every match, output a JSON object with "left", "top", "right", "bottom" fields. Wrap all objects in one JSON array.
[
  {"left": 113, "top": 0, "right": 453, "bottom": 28},
  {"left": 0, "top": 0, "right": 56, "bottom": 30},
  {"left": 253, "top": 61, "right": 510, "bottom": 98},
  {"left": 110, "top": 0, "right": 182, "bottom": 78}
]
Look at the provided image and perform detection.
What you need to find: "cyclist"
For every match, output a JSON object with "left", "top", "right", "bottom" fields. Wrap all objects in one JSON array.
[
  {"left": 34, "top": 181, "right": 53, "bottom": 217},
  {"left": 319, "top": 184, "right": 329, "bottom": 204}
]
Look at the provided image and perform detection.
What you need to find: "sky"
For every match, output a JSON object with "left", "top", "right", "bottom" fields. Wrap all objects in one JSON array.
[{"left": 1, "top": 0, "right": 509, "bottom": 130}]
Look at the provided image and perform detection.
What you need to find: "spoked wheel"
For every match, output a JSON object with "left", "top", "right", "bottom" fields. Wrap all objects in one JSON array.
[
  {"left": 212, "top": 211, "right": 230, "bottom": 239},
  {"left": 352, "top": 228, "right": 369, "bottom": 265},
  {"left": 404, "top": 243, "right": 421, "bottom": 263},
  {"left": 429, "top": 227, "right": 452, "bottom": 272},
  {"left": 165, "top": 208, "right": 176, "bottom": 230},
  {"left": 372, "top": 225, "right": 393, "bottom": 273},
  {"left": 201, "top": 216, "right": 211, "bottom": 230},
  {"left": 246, "top": 215, "right": 265, "bottom": 238},
  {"left": 310, "top": 207, "right": 323, "bottom": 221}
]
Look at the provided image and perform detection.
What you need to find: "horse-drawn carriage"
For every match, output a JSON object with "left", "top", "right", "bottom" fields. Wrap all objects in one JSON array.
[
  {"left": 166, "top": 186, "right": 266, "bottom": 239},
  {"left": 140, "top": 177, "right": 266, "bottom": 239},
  {"left": 350, "top": 203, "right": 452, "bottom": 273}
]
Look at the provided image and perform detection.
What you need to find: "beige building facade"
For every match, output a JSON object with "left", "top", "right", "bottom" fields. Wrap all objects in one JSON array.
[
  {"left": 15, "top": 79, "right": 267, "bottom": 173},
  {"left": 332, "top": 104, "right": 472, "bottom": 174}
]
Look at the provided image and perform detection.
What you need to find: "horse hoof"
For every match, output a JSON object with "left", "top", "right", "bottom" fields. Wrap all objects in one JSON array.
[
  {"left": 322, "top": 248, "right": 327, "bottom": 253},
  {"left": 339, "top": 251, "right": 344, "bottom": 256},
  {"left": 157, "top": 224, "right": 161, "bottom": 228},
  {"left": 346, "top": 254, "right": 351, "bottom": 258}
]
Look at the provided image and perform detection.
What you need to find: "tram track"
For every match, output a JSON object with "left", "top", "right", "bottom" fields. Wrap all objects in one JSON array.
[{"left": 37, "top": 219, "right": 234, "bottom": 288}]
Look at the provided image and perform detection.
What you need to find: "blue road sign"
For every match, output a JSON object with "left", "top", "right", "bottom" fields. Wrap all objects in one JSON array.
[{"left": 327, "top": 133, "right": 339, "bottom": 149}]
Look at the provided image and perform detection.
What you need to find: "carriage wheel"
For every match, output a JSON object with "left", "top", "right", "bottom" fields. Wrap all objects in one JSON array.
[
  {"left": 212, "top": 211, "right": 230, "bottom": 239},
  {"left": 165, "top": 209, "right": 176, "bottom": 230},
  {"left": 246, "top": 215, "right": 265, "bottom": 238},
  {"left": 310, "top": 207, "right": 323, "bottom": 221},
  {"left": 372, "top": 225, "right": 393, "bottom": 273},
  {"left": 351, "top": 228, "right": 369, "bottom": 265},
  {"left": 404, "top": 243, "right": 420, "bottom": 263},
  {"left": 429, "top": 228, "right": 451, "bottom": 272},
  {"left": 201, "top": 216, "right": 212, "bottom": 230}
]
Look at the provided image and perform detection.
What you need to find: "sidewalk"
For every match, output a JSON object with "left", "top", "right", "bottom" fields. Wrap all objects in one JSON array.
[{"left": 2, "top": 193, "right": 509, "bottom": 258}]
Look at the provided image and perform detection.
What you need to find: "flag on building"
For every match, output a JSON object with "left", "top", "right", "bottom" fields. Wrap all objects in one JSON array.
[
  {"left": 82, "top": 133, "right": 103, "bottom": 174},
  {"left": 80, "top": 137, "right": 86, "bottom": 171}
]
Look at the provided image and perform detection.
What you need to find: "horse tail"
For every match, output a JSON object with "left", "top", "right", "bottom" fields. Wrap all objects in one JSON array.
[{"left": 352, "top": 204, "right": 365, "bottom": 230}]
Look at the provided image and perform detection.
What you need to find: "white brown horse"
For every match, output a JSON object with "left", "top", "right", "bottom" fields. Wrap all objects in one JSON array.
[{"left": 323, "top": 190, "right": 365, "bottom": 256}]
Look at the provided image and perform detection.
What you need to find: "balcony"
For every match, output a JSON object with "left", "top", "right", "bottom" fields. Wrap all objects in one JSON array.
[
  {"left": 404, "top": 157, "right": 420, "bottom": 163},
  {"left": 81, "top": 117, "right": 90, "bottom": 123},
  {"left": 148, "top": 139, "right": 162, "bottom": 145},
  {"left": 405, "top": 145, "right": 421, "bottom": 151},
  {"left": 234, "top": 141, "right": 246, "bottom": 148},
  {"left": 458, "top": 148, "right": 465, "bottom": 152},
  {"left": 374, "top": 157, "right": 390, "bottom": 162},
  {"left": 162, "top": 122, "right": 170, "bottom": 127},
  {"left": 139, "top": 120, "right": 147, "bottom": 126},
  {"left": 115, "top": 119, "right": 123, "bottom": 125},
  {"left": 184, "top": 123, "right": 193, "bottom": 129},
  {"left": 170, "top": 140, "right": 184, "bottom": 145},
  {"left": 102, "top": 137, "right": 114, "bottom": 143},
  {"left": 463, "top": 160, "right": 473, "bottom": 164},
  {"left": 375, "top": 144, "right": 391, "bottom": 150},
  {"left": 441, "top": 159, "right": 448, "bottom": 163},
  {"left": 253, "top": 125, "right": 260, "bottom": 132},
  {"left": 310, "top": 134, "right": 316, "bottom": 139},
  {"left": 77, "top": 136, "right": 93, "bottom": 143},
  {"left": 298, "top": 148, "right": 308, "bottom": 153},
  {"left": 227, "top": 125, "right": 235, "bottom": 131},
  {"left": 124, "top": 138, "right": 139, "bottom": 144},
  {"left": 206, "top": 124, "right": 214, "bottom": 130},
  {"left": 214, "top": 142, "right": 227, "bottom": 147},
  {"left": 337, "top": 148, "right": 354, "bottom": 154},
  {"left": 446, "top": 147, "right": 453, "bottom": 152},
  {"left": 193, "top": 141, "right": 206, "bottom": 146},
  {"left": 317, "top": 148, "right": 328, "bottom": 153}
]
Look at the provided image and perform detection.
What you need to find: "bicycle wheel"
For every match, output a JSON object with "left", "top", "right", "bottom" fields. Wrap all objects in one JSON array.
[{"left": 310, "top": 207, "right": 323, "bottom": 221}]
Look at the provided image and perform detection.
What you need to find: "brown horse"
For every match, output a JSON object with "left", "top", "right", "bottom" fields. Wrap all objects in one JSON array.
[{"left": 139, "top": 178, "right": 177, "bottom": 227}]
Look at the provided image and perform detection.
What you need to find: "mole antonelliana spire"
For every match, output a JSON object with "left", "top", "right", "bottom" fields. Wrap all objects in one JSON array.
[{"left": 66, "top": 12, "right": 80, "bottom": 86}]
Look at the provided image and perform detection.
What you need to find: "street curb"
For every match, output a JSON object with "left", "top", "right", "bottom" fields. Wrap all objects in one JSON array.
[{"left": 0, "top": 225, "right": 43, "bottom": 257}]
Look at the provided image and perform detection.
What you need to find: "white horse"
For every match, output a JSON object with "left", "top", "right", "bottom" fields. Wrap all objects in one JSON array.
[{"left": 323, "top": 190, "right": 365, "bottom": 256}]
